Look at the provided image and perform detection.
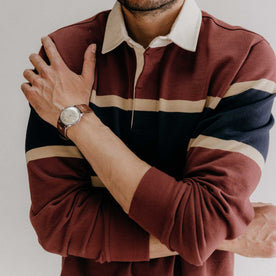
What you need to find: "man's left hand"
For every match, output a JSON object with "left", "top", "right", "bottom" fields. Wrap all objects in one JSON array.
[
  {"left": 21, "top": 36, "right": 96, "bottom": 127},
  {"left": 218, "top": 202, "right": 276, "bottom": 258}
]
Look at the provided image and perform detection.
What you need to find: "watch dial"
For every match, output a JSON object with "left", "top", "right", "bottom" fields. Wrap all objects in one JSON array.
[{"left": 60, "top": 107, "right": 80, "bottom": 125}]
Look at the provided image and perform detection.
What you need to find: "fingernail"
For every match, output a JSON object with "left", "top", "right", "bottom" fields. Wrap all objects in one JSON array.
[{"left": 91, "top": 44, "right": 97, "bottom": 53}]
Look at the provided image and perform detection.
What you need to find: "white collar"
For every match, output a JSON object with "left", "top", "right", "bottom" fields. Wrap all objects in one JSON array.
[{"left": 102, "top": 0, "right": 202, "bottom": 54}]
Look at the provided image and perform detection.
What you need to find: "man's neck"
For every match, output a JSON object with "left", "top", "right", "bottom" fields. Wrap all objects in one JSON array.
[{"left": 121, "top": 0, "right": 185, "bottom": 48}]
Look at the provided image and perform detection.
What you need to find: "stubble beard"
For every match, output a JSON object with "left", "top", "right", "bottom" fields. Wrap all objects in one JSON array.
[{"left": 117, "top": 0, "right": 178, "bottom": 13}]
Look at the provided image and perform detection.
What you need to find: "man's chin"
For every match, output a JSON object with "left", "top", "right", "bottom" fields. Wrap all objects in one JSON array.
[{"left": 118, "top": 0, "right": 177, "bottom": 12}]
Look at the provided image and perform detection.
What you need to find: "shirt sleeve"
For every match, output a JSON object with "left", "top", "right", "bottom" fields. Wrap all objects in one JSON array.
[
  {"left": 25, "top": 46, "right": 149, "bottom": 263},
  {"left": 128, "top": 39, "right": 276, "bottom": 266}
]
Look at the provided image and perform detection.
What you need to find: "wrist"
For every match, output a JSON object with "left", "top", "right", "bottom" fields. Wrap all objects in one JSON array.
[
  {"left": 149, "top": 235, "right": 178, "bottom": 259},
  {"left": 217, "top": 238, "right": 237, "bottom": 253},
  {"left": 57, "top": 104, "right": 99, "bottom": 140},
  {"left": 66, "top": 111, "right": 105, "bottom": 142}
]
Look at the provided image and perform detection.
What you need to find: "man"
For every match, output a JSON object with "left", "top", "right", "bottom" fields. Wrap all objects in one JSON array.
[{"left": 22, "top": 0, "right": 276, "bottom": 275}]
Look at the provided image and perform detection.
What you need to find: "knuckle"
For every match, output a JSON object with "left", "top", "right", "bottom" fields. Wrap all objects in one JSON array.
[
  {"left": 44, "top": 43, "right": 52, "bottom": 52},
  {"left": 33, "top": 77, "right": 43, "bottom": 87},
  {"left": 53, "top": 61, "right": 63, "bottom": 71},
  {"left": 29, "top": 92, "right": 38, "bottom": 102},
  {"left": 40, "top": 66, "right": 50, "bottom": 77},
  {"left": 21, "top": 83, "right": 33, "bottom": 100}
]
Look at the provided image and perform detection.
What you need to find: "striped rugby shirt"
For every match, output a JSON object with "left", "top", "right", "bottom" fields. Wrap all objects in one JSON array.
[{"left": 25, "top": 0, "right": 276, "bottom": 275}]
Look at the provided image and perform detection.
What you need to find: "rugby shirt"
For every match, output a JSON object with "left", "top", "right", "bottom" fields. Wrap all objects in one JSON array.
[{"left": 25, "top": 0, "right": 276, "bottom": 275}]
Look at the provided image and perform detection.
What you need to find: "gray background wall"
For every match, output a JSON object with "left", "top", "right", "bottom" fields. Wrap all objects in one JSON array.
[{"left": 0, "top": 0, "right": 275, "bottom": 275}]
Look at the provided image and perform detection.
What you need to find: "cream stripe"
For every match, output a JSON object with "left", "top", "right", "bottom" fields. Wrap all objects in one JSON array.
[
  {"left": 90, "top": 90, "right": 132, "bottom": 110},
  {"left": 204, "top": 96, "right": 221, "bottom": 110},
  {"left": 26, "top": 146, "right": 107, "bottom": 188},
  {"left": 90, "top": 90, "right": 217, "bottom": 113},
  {"left": 157, "top": 98, "right": 206, "bottom": 112},
  {"left": 224, "top": 79, "right": 276, "bottom": 98},
  {"left": 188, "top": 135, "right": 265, "bottom": 170},
  {"left": 90, "top": 79, "right": 276, "bottom": 113},
  {"left": 26, "top": 146, "right": 83, "bottom": 163}
]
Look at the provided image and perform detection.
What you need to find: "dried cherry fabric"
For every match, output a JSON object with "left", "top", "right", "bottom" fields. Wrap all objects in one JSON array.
[{"left": 25, "top": 1, "right": 276, "bottom": 275}]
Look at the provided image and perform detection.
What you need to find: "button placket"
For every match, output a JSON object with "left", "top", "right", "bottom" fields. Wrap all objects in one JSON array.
[{"left": 130, "top": 46, "right": 146, "bottom": 129}]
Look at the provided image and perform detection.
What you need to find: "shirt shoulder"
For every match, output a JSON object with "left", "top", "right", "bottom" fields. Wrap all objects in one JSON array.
[
  {"left": 197, "top": 11, "right": 276, "bottom": 98},
  {"left": 201, "top": 10, "right": 264, "bottom": 45},
  {"left": 46, "top": 10, "right": 111, "bottom": 74}
]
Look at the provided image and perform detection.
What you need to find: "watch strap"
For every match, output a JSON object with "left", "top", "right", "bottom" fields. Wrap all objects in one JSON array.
[
  {"left": 76, "top": 104, "right": 93, "bottom": 114},
  {"left": 57, "top": 117, "right": 67, "bottom": 138}
]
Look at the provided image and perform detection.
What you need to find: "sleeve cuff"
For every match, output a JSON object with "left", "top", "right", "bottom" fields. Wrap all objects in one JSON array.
[{"left": 128, "top": 166, "right": 183, "bottom": 244}]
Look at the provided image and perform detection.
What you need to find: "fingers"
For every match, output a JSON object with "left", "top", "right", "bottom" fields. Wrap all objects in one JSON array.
[
  {"left": 21, "top": 82, "right": 36, "bottom": 101},
  {"left": 41, "top": 36, "right": 65, "bottom": 68},
  {"left": 23, "top": 69, "right": 42, "bottom": 87},
  {"left": 29, "top": 36, "right": 65, "bottom": 76},
  {"left": 81, "top": 43, "right": 97, "bottom": 85},
  {"left": 29, "top": 53, "right": 48, "bottom": 76},
  {"left": 252, "top": 202, "right": 273, "bottom": 207}
]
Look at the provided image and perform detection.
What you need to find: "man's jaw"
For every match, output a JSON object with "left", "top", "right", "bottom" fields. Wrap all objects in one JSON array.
[{"left": 117, "top": 0, "right": 178, "bottom": 13}]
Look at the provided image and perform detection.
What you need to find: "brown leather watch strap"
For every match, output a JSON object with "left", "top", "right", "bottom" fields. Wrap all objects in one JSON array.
[
  {"left": 57, "top": 104, "right": 93, "bottom": 140},
  {"left": 57, "top": 117, "right": 67, "bottom": 139},
  {"left": 76, "top": 104, "right": 93, "bottom": 114}
]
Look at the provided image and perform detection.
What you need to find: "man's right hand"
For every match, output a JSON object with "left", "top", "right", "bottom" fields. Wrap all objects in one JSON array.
[
  {"left": 151, "top": 203, "right": 276, "bottom": 259},
  {"left": 218, "top": 202, "right": 276, "bottom": 258}
]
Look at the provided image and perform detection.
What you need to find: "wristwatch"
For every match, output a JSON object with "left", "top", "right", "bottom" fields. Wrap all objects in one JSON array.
[{"left": 57, "top": 104, "right": 93, "bottom": 139}]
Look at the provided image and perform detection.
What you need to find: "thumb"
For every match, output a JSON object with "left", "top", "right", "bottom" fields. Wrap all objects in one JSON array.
[{"left": 81, "top": 43, "right": 97, "bottom": 85}]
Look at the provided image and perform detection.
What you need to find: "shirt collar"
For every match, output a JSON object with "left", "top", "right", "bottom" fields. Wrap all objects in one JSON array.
[{"left": 102, "top": 0, "right": 202, "bottom": 54}]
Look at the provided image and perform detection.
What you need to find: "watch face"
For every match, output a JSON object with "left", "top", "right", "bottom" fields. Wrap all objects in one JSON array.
[{"left": 60, "top": 106, "right": 81, "bottom": 126}]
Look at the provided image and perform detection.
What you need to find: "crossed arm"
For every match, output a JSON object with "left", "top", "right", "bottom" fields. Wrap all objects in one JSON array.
[{"left": 22, "top": 36, "right": 276, "bottom": 262}]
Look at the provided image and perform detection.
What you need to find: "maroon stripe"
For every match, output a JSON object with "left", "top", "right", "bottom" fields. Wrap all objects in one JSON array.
[{"left": 184, "top": 146, "right": 262, "bottom": 196}]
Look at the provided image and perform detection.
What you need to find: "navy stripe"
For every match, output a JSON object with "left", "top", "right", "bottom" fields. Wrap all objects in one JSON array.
[
  {"left": 91, "top": 104, "right": 201, "bottom": 179},
  {"left": 26, "top": 88, "right": 275, "bottom": 177},
  {"left": 25, "top": 107, "right": 74, "bottom": 152},
  {"left": 218, "top": 89, "right": 274, "bottom": 112},
  {"left": 193, "top": 89, "right": 276, "bottom": 159}
]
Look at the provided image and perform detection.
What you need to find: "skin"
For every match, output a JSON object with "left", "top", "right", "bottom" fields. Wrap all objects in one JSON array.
[
  {"left": 21, "top": 0, "right": 276, "bottom": 260},
  {"left": 117, "top": 0, "right": 179, "bottom": 12},
  {"left": 120, "top": 0, "right": 185, "bottom": 48}
]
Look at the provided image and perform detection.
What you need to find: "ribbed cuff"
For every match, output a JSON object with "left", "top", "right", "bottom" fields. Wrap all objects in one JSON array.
[{"left": 128, "top": 167, "right": 183, "bottom": 244}]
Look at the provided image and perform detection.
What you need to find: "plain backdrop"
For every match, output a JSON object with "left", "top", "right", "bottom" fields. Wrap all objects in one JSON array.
[{"left": 0, "top": 0, "right": 275, "bottom": 275}]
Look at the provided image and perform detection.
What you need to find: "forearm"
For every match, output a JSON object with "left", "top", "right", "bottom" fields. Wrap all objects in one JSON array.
[{"left": 68, "top": 112, "right": 151, "bottom": 213}]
